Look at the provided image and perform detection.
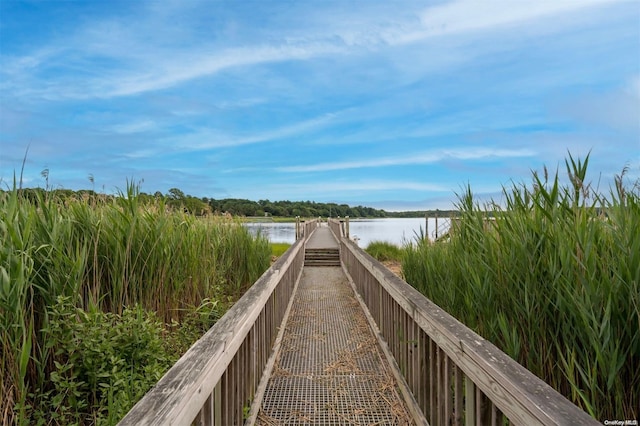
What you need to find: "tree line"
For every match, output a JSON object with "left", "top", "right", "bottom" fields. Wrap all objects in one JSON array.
[
  {"left": 8, "top": 186, "right": 455, "bottom": 218},
  {"left": 205, "top": 198, "right": 388, "bottom": 218}
]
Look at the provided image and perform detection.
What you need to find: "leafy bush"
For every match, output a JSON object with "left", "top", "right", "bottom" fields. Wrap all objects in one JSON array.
[{"left": 34, "top": 297, "right": 174, "bottom": 425}]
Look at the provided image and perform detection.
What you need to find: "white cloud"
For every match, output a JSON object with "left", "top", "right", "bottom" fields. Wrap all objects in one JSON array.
[
  {"left": 121, "top": 149, "right": 157, "bottom": 160},
  {"left": 2, "top": 0, "right": 625, "bottom": 101},
  {"left": 102, "top": 44, "right": 343, "bottom": 99},
  {"left": 279, "top": 180, "right": 449, "bottom": 192},
  {"left": 278, "top": 148, "right": 537, "bottom": 173},
  {"left": 164, "top": 112, "right": 337, "bottom": 150},
  {"left": 418, "top": 0, "right": 619, "bottom": 37},
  {"left": 110, "top": 120, "right": 157, "bottom": 134},
  {"left": 233, "top": 179, "right": 450, "bottom": 201}
]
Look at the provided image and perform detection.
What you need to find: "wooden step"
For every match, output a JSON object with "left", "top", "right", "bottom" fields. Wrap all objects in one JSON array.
[{"left": 305, "top": 248, "right": 340, "bottom": 266}]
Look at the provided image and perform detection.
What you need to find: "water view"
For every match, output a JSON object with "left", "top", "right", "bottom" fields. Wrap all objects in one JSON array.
[
  {"left": 244, "top": 218, "right": 451, "bottom": 247},
  {"left": 244, "top": 222, "right": 297, "bottom": 244}
]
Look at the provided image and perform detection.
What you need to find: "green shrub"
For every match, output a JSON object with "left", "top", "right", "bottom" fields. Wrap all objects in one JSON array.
[{"left": 35, "top": 296, "right": 174, "bottom": 425}]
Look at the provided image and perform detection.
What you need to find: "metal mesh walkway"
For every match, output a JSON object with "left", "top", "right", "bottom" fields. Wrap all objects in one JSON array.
[{"left": 257, "top": 227, "right": 414, "bottom": 425}]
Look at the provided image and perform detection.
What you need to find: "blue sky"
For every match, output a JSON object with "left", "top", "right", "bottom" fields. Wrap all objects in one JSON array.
[{"left": 1, "top": 0, "right": 639, "bottom": 211}]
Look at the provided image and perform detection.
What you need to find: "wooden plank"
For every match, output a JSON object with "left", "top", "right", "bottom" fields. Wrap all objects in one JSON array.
[
  {"left": 236, "top": 342, "right": 242, "bottom": 423},
  {"left": 377, "top": 275, "right": 383, "bottom": 327},
  {"left": 213, "top": 382, "right": 221, "bottom": 426},
  {"left": 391, "top": 296, "right": 397, "bottom": 360},
  {"left": 411, "top": 317, "right": 419, "bottom": 405},
  {"left": 454, "top": 366, "right": 463, "bottom": 426},
  {"left": 465, "top": 376, "right": 476, "bottom": 426},
  {"left": 437, "top": 345, "right": 443, "bottom": 426},
  {"left": 444, "top": 351, "right": 451, "bottom": 426},
  {"left": 194, "top": 391, "right": 212, "bottom": 426},
  {"left": 491, "top": 400, "right": 499, "bottom": 426},
  {"left": 340, "top": 240, "right": 599, "bottom": 426},
  {"left": 419, "top": 329, "right": 428, "bottom": 416},
  {"left": 476, "top": 386, "right": 483, "bottom": 426},
  {"left": 400, "top": 305, "right": 407, "bottom": 377},
  {"left": 250, "top": 321, "right": 256, "bottom": 393},
  {"left": 222, "top": 369, "right": 229, "bottom": 426},
  {"left": 429, "top": 338, "right": 436, "bottom": 426}
]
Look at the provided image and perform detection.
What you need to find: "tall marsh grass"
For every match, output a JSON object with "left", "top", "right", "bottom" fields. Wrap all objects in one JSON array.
[
  {"left": 365, "top": 240, "right": 403, "bottom": 262},
  {"left": 403, "top": 156, "right": 639, "bottom": 420},
  {"left": 0, "top": 183, "right": 270, "bottom": 424}
]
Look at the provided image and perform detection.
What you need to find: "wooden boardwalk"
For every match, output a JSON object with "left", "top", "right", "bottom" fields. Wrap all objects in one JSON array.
[
  {"left": 119, "top": 219, "right": 600, "bottom": 426},
  {"left": 258, "top": 227, "right": 414, "bottom": 425}
]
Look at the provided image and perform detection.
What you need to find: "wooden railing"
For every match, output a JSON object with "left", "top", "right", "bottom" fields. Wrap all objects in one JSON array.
[
  {"left": 328, "top": 218, "right": 598, "bottom": 426},
  {"left": 119, "top": 222, "right": 318, "bottom": 425},
  {"left": 295, "top": 217, "right": 321, "bottom": 240},
  {"left": 328, "top": 216, "right": 348, "bottom": 239}
]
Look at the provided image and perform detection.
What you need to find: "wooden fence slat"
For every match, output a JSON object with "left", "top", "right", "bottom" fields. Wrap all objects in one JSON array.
[
  {"left": 420, "top": 330, "right": 428, "bottom": 415},
  {"left": 411, "top": 318, "right": 419, "bottom": 405},
  {"left": 444, "top": 352, "right": 452, "bottom": 426},
  {"left": 429, "top": 338, "right": 437, "bottom": 425},
  {"left": 437, "top": 346, "right": 443, "bottom": 425},
  {"left": 465, "top": 376, "right": 476, "bottom": 426},
  {"left": 213, "top": 382, "right": 221, "bottom": 426},
  {"left": 454, "top": 366, "right": 463, "bottom": 426}
]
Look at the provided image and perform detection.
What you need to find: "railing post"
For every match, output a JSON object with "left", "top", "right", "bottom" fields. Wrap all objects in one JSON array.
[
  {"left": 295, "top": 216, "right": 300, "bottom": 240},
  {"left": 425, "top": 214, "right": 428, "bottom": 242},
  {"left": 435, "top": 210, "right": 439, "bottom": 240},
  {"left": 345, "top": 216, "right": 349, "bottom": 239}
]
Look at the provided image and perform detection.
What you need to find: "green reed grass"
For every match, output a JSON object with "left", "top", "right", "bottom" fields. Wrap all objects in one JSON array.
[
  {"left": 403, "top": 155, "right": 639, "bottom": 420},
  {"left": 270, "top": 243, "right": 292, "bottom": 258},
  {"left": 0, "top": 183, "right": 270, "bottom": 424},
  {"left": 365, "top": 241, "right": 403, "bottom": 262}
]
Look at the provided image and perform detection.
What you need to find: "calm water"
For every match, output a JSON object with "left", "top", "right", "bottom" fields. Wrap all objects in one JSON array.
[
  {"left": 244, "top": 222, "right": 297, "bottom": 244},
  {"left": 244, "top": 218, "right": 451, "bottom": 247}
]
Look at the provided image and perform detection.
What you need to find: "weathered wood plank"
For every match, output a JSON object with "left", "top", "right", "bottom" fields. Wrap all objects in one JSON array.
[
  {"left": 411, "top": 317, "right": 419, "bottom": 407},
  {"left": 419, "top": 329, "right": 428, "bottom": 416},
  {"left": 454, "top": 365, "right": 463, "bottom": 426},
  {"left": 444, "top": 351, "right": 452, "bottom": 426},
  {"left": 437, "top": 346, "right": 443, "bottom": 425},
  {"left": 465, "top": 376, "right": 476, "bottom": 426},
  {"left": 429, "top": 338, "right": 437, "bottom": 425},
  {"left": 213, "top": 382, "right": 221, "bottom": 426}
]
